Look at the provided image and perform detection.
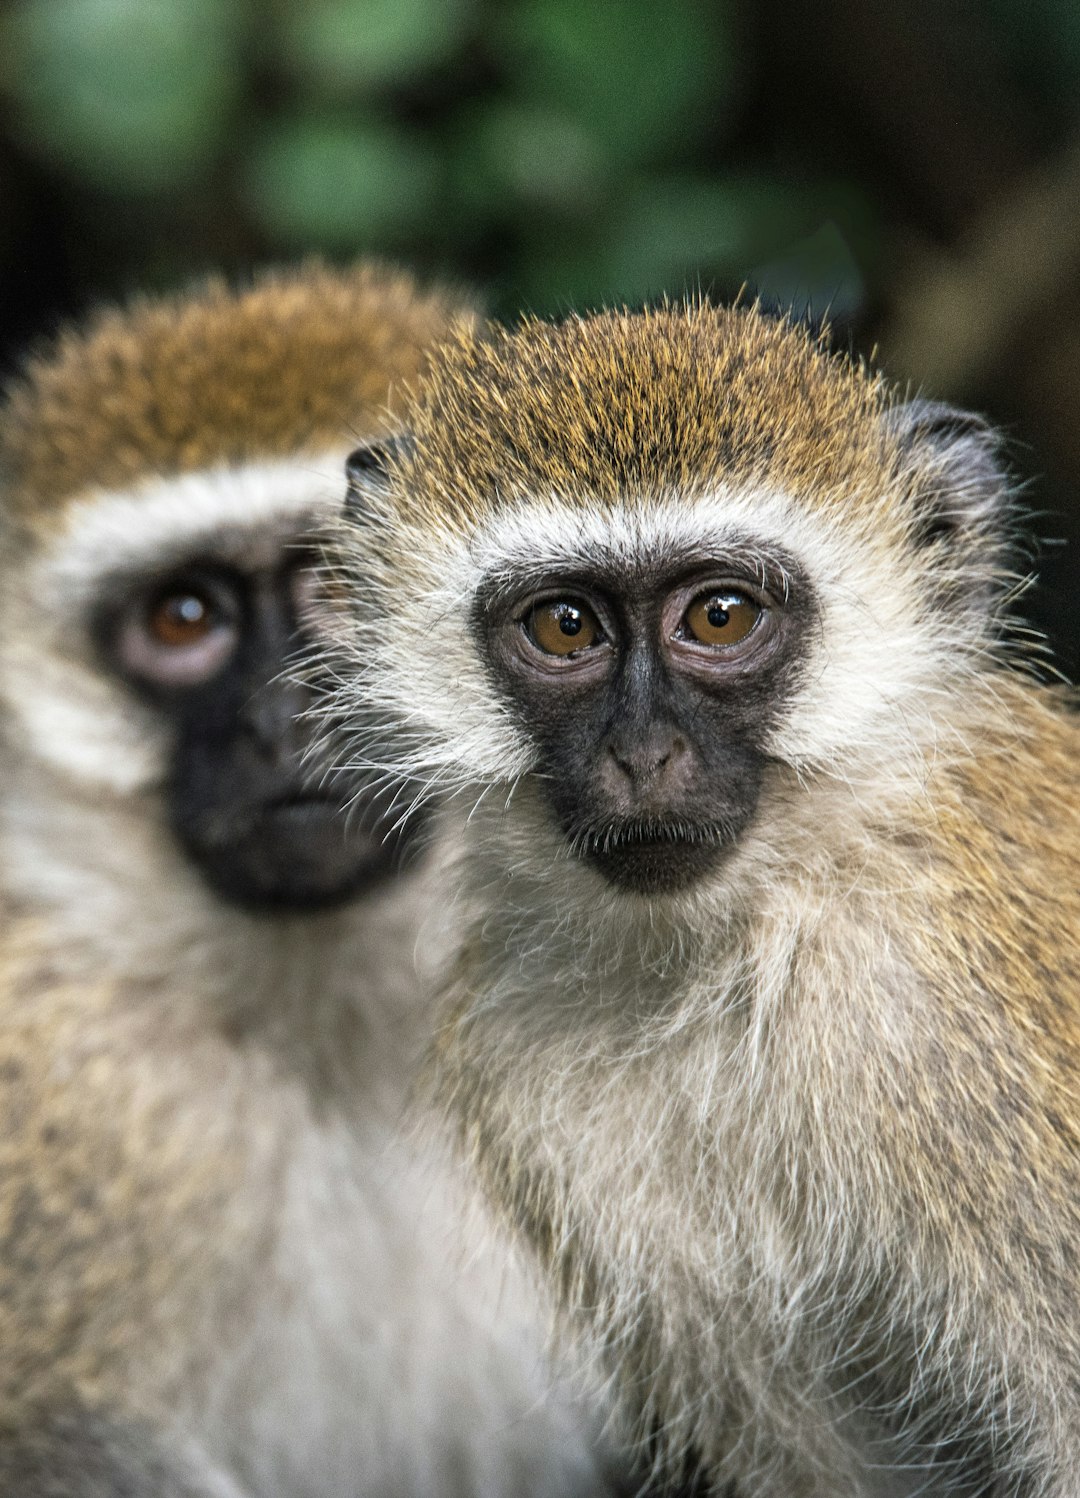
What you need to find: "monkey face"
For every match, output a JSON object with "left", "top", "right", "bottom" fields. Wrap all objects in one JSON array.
[
  {"left": 334, "top": 306, "right": 1017, "bottom": 909},
  {"left": 478, "top": 554, "right": 814, "bottom": 894},
  {"left": 97, "top": 536, "right": 420, "bottom": 912},
  {"left": 3, "top": 461, "right": 426, "bottom": 915},
  {"left": 0, "top": 263, "right": 477, "bottom": 920}
]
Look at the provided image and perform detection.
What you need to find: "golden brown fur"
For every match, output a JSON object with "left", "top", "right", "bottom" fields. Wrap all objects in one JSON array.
[
  {"left": 2, "top": 259, "right": 471, "bottom": 532},
  {"left": 0, "top": 269, "right": 622, "bottom": 1498},
  {"left": 326, "top": 303, "right": 1080, "bottom": 1495},
  {"left": 382, "top": 304, "right": 888, "bottom": 514}
]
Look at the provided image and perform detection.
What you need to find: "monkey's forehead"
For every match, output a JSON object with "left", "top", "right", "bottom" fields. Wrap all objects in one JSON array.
[
  {"left": 394, "top": 304, "right": 901, "bottom": 526},
  {"left": 0, "top": 260, "right": 476, "bottom": 536}
]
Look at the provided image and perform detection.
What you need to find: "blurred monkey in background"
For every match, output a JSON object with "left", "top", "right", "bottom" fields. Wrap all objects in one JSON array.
[{"left": 0, "top": 266, "right": 624, "bottom": 1498}]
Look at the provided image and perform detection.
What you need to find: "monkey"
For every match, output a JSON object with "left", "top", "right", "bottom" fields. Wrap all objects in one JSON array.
[
  {"left": 0, "top": 265, "right": 627, "bottom": 1498},
  {"left": 327, "top": 302, "right": 1080, "bottom": 1498}
]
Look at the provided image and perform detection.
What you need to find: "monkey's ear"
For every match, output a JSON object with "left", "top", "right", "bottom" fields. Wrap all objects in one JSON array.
[
  {"left": 343, "top": 434, "right": 414, "bottom": 519},
  {"left": 887, "top": 400, "right": 1010, "bottom": 550}
]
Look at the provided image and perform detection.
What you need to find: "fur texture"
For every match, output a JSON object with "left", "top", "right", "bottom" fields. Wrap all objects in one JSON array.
[
  {"left": 0, "top": 268, "right": 622, "bottom": 1497},
  {"left": 1, "top": 259, "right": 472, "bottom": 534},
  {"left": 326, "top": 303, "right": 1080, "bottom": 1495}
]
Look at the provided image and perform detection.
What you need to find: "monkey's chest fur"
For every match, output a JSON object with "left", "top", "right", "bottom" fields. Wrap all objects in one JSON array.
[
  {"left": 440, "top": 875, "right": 1047, "bottom": 1498},
  {"left": 0, "top": 903, "right": 597, "bottom": 1498}
]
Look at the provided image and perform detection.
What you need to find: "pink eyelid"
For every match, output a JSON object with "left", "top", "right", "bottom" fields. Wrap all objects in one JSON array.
[{"left": 116, "top": 613, "right": 238, "bottom": 687}]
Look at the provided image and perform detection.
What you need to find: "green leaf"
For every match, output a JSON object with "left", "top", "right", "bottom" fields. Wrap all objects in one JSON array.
[
  {"left": 243, "top": 115, "right": 444, "bottom": 250},
  {"left": 502, "top": 0, "right": 739, "bottom": 163},
  {"left": 273, "top": 0, "right": 471, "bottom": 92},
  {"left": 511, "top": 176, "right": 856, "bottom": 313},
  {"left": 0, "top": 0, "right": 242, "bottom": 193},
  {"left": 451, "top": 102, "right": 609, "bottom": 217}
]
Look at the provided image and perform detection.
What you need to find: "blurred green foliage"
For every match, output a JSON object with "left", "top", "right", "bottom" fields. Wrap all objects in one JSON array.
[
  {"left": 0, "top": 0, "right": 1074, "bottom": 332},
  {"left": 0, "top": 0, "right": 243, "bottom": 191},
  {"left": 245, "top": 115, "right": 444, "bottom": 249},
  {"left": 272, "top": 0, "right": 471, "bottom": 93},
  {"left": 0, "top": 0, "right": 874, "bottom": 316}
]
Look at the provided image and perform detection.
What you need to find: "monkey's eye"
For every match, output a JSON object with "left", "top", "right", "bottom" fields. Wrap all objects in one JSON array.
[
  {"left": 112, "top": 574, "right": 241, "bottom": 689},
  {"left": 680, "top": 591, "right": 761, "bottom": 648},
  {"left": 524, "top": 599, "right": 604, "bottom": 657},
  {"left": 148, "top": 590, "right": 215, "bottom": 647}
]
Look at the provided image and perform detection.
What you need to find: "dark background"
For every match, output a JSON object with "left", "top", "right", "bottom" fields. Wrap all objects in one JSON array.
[{"left": 1, "top": 0, "right": 1077, "bottom": 676}]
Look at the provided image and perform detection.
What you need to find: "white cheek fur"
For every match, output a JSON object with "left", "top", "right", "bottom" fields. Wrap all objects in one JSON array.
[
  {"left": 2, "top": 455, "right": 353, "bottom": 797},
  {"left": 347, "top": 483, "right": 989, "bottom": 802},
  {"left": 0, "top": 626, "right": 166, "bottom": 793}
]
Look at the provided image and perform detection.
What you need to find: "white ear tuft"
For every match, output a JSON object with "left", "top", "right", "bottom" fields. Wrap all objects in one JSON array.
[{"left": 888, "top": 399, "right": 1011, "bottom": 551}]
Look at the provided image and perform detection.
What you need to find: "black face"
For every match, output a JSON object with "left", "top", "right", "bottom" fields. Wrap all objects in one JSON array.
[
  {"left": 98, "top": 547, "right": 423, "bottom": 912},
  {"left": 481, "top": 551, "right": 814, "bottom": 896}
]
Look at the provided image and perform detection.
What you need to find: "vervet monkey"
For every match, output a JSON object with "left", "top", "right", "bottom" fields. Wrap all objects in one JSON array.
[
  {"left": 330, "top": 304, "right": 1080, "bottom": 1497},
  {"left": 0, "top": 266, "right": 624, "bottom": 1498}
]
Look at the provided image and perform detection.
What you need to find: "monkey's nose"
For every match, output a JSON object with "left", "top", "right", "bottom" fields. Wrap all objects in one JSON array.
[
  {"left": 239, "top": 677, "right": 313, "bottom": 765},
  {"left": 604, "top": 727, "right": 692, "bottom": 799}
]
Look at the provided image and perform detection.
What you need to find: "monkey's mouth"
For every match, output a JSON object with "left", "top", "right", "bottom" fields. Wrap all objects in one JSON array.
[
  {"left": 174, "top": 782, "right": 428, "bottom": 913},
  {"left": 262, "top": 790, "right": 342, "bottom": 823},
  {"left": 570, "top": 818, "right": 732, "bottom": 895}
]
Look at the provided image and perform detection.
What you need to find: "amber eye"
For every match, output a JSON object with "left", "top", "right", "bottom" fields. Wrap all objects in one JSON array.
[
  {"left": 148, "top": 591, "right": 215, "bottom": 647},
  {"left": 525, "top": 599, "right": 603, "bottom": 656},
  {"left": 682, "top": 591, "right": 761, "bottom": 647}
]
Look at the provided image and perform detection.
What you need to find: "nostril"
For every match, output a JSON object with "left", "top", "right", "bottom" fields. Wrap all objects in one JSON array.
[
  {"left": 608, "top": 732, "right": 688, "bottom": 783},
  {"left": 608, "top": 744, "right": 632, "bottom": 776},
  {"left": 655, "top": 735, "right": 689, "bottom": 770},
  {"left": 609, "top": 744, "right": 658, "bottom": 779}
]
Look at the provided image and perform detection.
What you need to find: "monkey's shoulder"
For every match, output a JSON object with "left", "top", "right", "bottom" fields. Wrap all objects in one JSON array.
[{"left": 925, "top": 682, "right": 1080, "bottom": 981}]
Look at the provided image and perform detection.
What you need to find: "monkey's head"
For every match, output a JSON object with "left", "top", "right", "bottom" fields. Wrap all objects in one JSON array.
[
  {"left": 334, "top": 304, "right": 1017, "bottom": 900},
  {"left": 0, "top": 262, "right": 472, "bottom": 911}
]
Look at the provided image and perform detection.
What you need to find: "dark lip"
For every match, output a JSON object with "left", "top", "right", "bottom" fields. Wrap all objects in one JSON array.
[
  {"left": 574, "top": 820, "right": 728, "bottom": 857},
  {"left": 567, "top": 819, "right": 733, "bottom": 895},
  {"left": 263, "top": 791, "right": 340, "bottom": 813}
]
